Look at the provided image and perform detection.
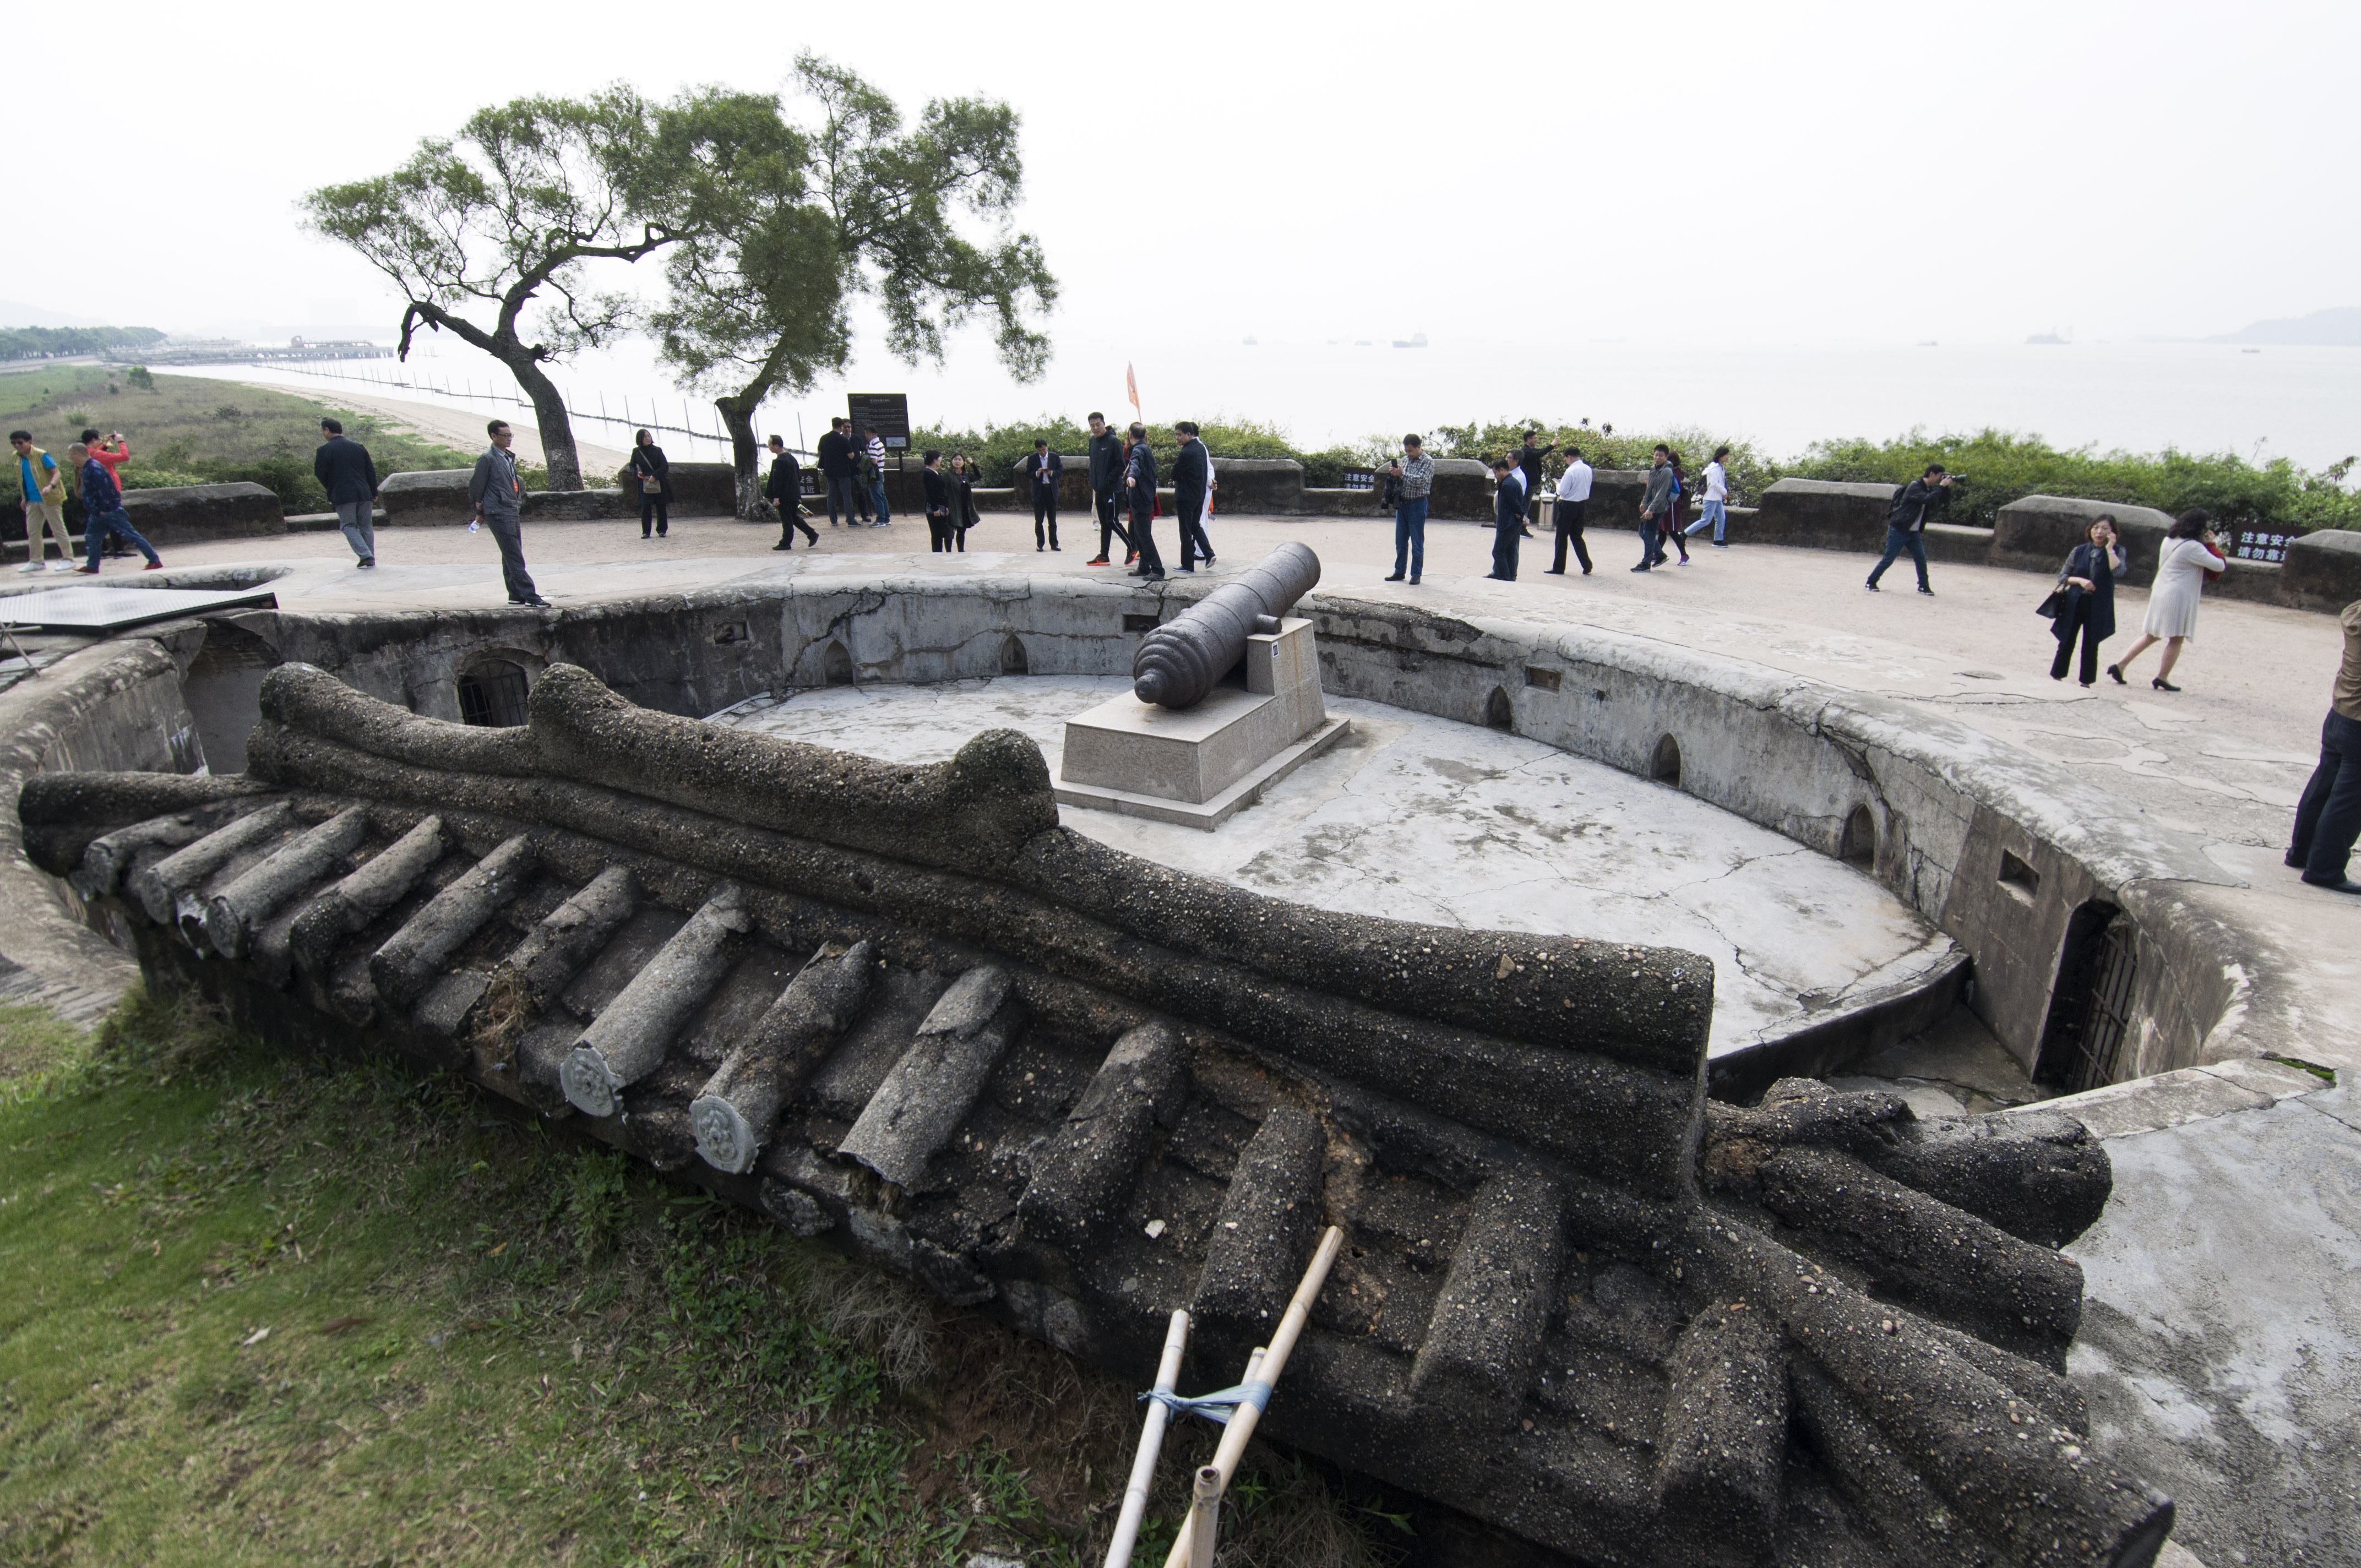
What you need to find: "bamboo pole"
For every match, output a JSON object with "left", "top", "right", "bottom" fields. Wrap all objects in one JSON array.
[
  {"left": 1160, "top": 1227, "right": 1343, "bottom": 1568},
  {"left": 1187, "top": 1468, "right": 1221, "bottom": 1568},
  {"left": 1103, "top": 1310, "right": 1192, "bottom": 1568}
]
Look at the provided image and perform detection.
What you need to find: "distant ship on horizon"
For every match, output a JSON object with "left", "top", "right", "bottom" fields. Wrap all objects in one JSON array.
[
  {"left": 2026, "top": 329, "right": 2072, "bottom": 345},
  {"left": 1242, "top": 335, "right": 1258, "bottom": 346},
  {"left": 1393, "top": 331, "right": 1429, "bottom": 349}
]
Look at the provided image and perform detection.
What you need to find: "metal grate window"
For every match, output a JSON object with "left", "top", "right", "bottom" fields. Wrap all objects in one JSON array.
[
  {"left": 457, "top": 660, "right": 530, "bottom": 728},
  {"left": 2036, "top": 905, "right": 2140, "bottom": 1092}
]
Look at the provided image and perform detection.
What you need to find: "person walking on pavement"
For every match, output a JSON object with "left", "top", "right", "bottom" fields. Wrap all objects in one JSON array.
[
  {"left": 817, "top": 417, "right": 862, "bottom": 525},
  {"left": 469, "top": 420, "right": 548, "bottom": 607},
  {"left": 1085, "top": 411, "right": 1131, "bottom": 565},
  {"left": 766, "top": 435, "right": 818, "bottom": 551},
  {"left": 1866, "top": 464, "right": 1954, "bottom": 593},
  {"left": 861, "top": 427, "right": 892, "bottom": 525},
  {"left": 921, "top": 450, "right": 956, "bottom": 553},
  {"left": 66, "top": 442, "right": 161, "bottom": 573},
  {"left": 2108, "top": 509, "right": 2228, "bottom": 691},
  {"left": 1024, "top": 439, "right": 1062, "bottom": 551},
  {"left": 1122, "top": 423, "right": 1164, "bottom": 580},
  {"left": 1633, "top": 445, "right": 1674, "bottom": 571},
  {"left": 2286, "top": 596, "right": 2361, "bottom": 894},
  {"left": 1171, "top": 422, "right": 1217, "bottom": 572},
  {"left": 1488, "top": 457, "right": 1525, "bottom": 580},
  {"left": 9, "top": 431, "right": 74, "bottom": 574},
  {"left": 1515, "top": 430, "right": 1555, "bottom": 536},
  {"left": 79, "top": 427, "right": 130, "bottom": 496},
  {"left": 946, "top": 453, "right": 980, "bottom": 551},
  {"left": 1684, "top": 445, "right": 1732, "bottom": 546},
  {"left": 2046, "top": 515, "right": 2125, "bottom": 685},
  {"left": 1384, "top": 433, "right": 1434, "bottom": 584},
  {"left": 1547, "top": 447, "right": 1593, "bottom": 574},
  {"left": 313, "top": 418, "right": 379, "bottom": 568},
  {"left": 629, "top": 429, "right": 673, "bottom": 539},
  {"left": 1663, "top": 454, "right": 1693, "bottom": 564}
]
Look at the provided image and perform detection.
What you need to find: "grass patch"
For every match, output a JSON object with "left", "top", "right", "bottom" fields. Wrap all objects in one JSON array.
[
  {"left": 0, "top": 366, "right": 480, "bottom": 514},
  {"left": 0, "top": 989, "right": 1400, "bottom": 1566}
]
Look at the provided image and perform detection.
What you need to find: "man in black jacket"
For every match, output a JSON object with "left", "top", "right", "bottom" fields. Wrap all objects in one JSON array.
[
  {"left": 815, "top": 417, "right": 864, "bottom": 526},
  {"left": 1122, "top": 423, "right": 1163, "bottom": 580},
  {"left": 1023, "top": 439, "right": 1063, "bottom": 551},
  {"left": 765, "top": 435, "right": 818, "bottom": 551},
  {"left": 1085, "top": 411, "right": 1130, "bottom": 565},
  {"left": 313, "top": 418, "right": 379, "bottom": 568},
  {"left": 1489, "top": 457, "right": 1525, "bottom": 580},
  {"left": 1515, "top": 430, "right": 1555, "bottom": 535},
  {"left": 1866, "top": 464, "right": 1955, "bottom": 594},
  {"left": 1171, "top": 421, "right": 1214, "bottom": 572}
]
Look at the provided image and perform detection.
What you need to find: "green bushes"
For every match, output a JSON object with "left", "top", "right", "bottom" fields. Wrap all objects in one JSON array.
[
  {"left": 911, "top": 413, "right": 1380, "bottom": 491},
  {"left": 1775, "top": 428, "right": 2360, "bottom": 532}
]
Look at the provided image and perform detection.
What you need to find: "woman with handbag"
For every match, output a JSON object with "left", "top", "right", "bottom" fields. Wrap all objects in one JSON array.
[
  {"left": 2108, "top": 509, "right": 2228, "bottom": 692},
  {"left": 629, "top": 429, "right": 673, "bottom": 540},
  {"left": 2044, "top": 515, "right": 2125, "bottom": 685},
  {"left": 946, "top": 453, "right": 980, "bottom": 552}
]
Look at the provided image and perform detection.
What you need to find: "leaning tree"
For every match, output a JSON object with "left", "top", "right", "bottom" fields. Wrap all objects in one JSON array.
[
  {"left": 302, "top": 86, "right": 771, "bottom": 490},
  {"left": 650, "top": 55, "right": 1057, "bottom": 519}
]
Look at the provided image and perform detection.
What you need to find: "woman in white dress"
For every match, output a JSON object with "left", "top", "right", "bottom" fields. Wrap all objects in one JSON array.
[{"left": 2108, "top": 509, "right": 2227, "bottom": 692}]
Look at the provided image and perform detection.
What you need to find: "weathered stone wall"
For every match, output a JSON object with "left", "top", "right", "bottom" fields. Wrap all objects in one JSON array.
[
  {"left": 380, "top": 462, "right": 741, "bottom": 526},
  {"left": 6, "top": 481, "right": 284, "bottom": 560}
]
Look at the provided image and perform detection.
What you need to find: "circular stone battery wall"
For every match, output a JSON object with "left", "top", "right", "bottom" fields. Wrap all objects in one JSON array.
[{"left": 711, "top": 676, "right": 1965, "bottom": 1074}]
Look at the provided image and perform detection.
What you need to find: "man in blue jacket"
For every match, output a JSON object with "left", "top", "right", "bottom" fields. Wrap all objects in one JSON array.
[
  {"left": 313, "top": 418, "right": 379, "bottom": 568},
  {"left": 1488, "top": 457, "right": 1525, "bottom": 580},
  {"left": 67, "top": 442, "right": 161, "bottom": 574}
]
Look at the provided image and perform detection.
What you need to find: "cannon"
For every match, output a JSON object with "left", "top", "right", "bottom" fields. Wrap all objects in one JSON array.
[{"left": 1131, "top": 542, "right": 1321, "bottom": 708}]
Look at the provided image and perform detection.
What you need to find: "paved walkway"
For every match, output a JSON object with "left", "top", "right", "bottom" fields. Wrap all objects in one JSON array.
[{"left": 135, "top": 507, "right": 2361, "bottom": 1070}]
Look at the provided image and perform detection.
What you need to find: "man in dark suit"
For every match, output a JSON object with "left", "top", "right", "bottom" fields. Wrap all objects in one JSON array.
[
  {"left": 1489, "top": 457, "right": 1525, "bottom": 580},
  {"left": 1024, "top": 438, "right": 1063, "bottom": 551},
  {"left": 1085, "top": 411, "right": 1130, "bottom": 565},
  {"left": 766, "top": 435, "right": 818, "bottom": 551},
  {"left": 1123, "top": 423, "right": 1163, "bottom": 580},
  {"left": 1170, "top": 420, "right": 1215, "bottom": 573},
  {"left": 816, "top": 417, "right": 863, "bottom": 525},
  {"left": 1515, "top": 430, "right": 1555, "bottom": 536}
]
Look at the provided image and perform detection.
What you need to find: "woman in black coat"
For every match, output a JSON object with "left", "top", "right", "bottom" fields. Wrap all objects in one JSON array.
[
  {"left": 2049, "top": 515, "right": 2126, "bottom": 685},
  {"left": 946, "top": 453, "right": 980, "bottom": 552},
  {"left": 629, "top": 429, "right": 673, "bottom": 539}
]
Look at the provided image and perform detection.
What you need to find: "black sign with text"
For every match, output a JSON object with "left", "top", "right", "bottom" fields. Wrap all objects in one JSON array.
[{"left": 846, "top": 393, "right": 911, "bottom": 448}]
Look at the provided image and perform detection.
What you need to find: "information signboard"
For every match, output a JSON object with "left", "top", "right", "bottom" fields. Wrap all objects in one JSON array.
[{"left": 846, "top": 393, "right": 912, "bottom": 449}]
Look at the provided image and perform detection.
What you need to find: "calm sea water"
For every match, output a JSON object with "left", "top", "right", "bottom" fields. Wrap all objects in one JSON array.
[{"left": 183, "top": 334, "right": 2361, "bottom": 473}]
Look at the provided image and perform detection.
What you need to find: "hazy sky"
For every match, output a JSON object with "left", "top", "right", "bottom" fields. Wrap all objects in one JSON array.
[{"left": 14, "top": 1, "right": 2355, "bottom": 378}]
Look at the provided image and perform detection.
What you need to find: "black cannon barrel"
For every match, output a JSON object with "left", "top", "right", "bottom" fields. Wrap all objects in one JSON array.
[{"left": 1132, "top": 542, "right": 1322, "bottom": 708}]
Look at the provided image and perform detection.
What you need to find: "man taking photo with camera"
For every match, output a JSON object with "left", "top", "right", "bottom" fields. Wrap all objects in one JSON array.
[{"left": 1866, "top": 463, "right": 1957, "bottom": 595}]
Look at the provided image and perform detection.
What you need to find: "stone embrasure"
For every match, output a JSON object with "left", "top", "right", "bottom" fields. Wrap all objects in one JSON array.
[{"left": 17, "top": 662, "right": 2175, "bottom": 1567}]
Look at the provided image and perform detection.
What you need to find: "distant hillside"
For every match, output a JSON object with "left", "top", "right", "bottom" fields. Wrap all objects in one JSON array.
[
  {"left": 0, "top": 325, "right": 168, "bottom": 361},
  {"left": 2207, "top": 307, "right": 2361, "bottom": 346}
]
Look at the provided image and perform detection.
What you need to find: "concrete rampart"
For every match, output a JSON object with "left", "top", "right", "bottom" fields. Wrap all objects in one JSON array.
[
  {"left": 6, "top": 481, "right": 285, "bottom": 562},
  {"left": 380, "top": 462, "right": 741, "bottom": 526}
]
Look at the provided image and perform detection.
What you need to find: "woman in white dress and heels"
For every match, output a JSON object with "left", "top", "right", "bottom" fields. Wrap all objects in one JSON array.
[{"left": 2109, "top": 509, "right": 2227, "bottom": 692}]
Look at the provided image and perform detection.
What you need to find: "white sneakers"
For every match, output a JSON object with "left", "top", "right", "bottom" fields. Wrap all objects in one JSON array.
[
  {"left": 47, "top": 562, "right": 74, "bottom": 573},
  {"left": 13, "top": 562, "right": 40, "bottom": 574}
]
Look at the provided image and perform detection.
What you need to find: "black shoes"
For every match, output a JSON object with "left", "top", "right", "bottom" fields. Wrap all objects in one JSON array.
[
  {"left": 1384, "top": 572, "right": 1406, "bottom": 581},
  {"left": 1917, "top": 586, "right": 1934, "bottom": 595},
  {"left": 1864, "top": 580, "right": 1879, "bottom": 591},
  {"left": 2153, "top": 677, "right": 2181, "bottom": 692},
  {"left": 2302, "top": 875, "right": 2361, "bottom": 895},
  {"left": 2106, "top": 664, "right": 2126, "bottom": 685}
]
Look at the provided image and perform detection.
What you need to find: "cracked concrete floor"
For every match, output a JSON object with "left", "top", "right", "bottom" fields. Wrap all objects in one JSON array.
[{"left": 710, "top": 676, "right": 1956, "bottom": 1059}]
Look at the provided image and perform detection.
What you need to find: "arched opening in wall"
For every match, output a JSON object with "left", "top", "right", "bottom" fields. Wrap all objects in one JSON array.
[
  {"left": 1840, "top": 804, "right": 1877, "bottom": 867},
  {"left": 182, "top": 622, "right": 283, "bottom": 774},
  {"left": 1650, "top": 733, "right": 1682, "bottom": 786},
  {"left": 2034, "top": 900, "right": 2137, "bottom": 1093},
  {"left": 822, "top": 641, "right": 855, "bottom": 687},
  {"left": 456, "top": 660, "right": 531, "bottom": 728},
  {"left": 1000, "top": 634, "right": 1029, "bottom": 676},
  {"left": 1485, "top": 687, "right": 1513, "bottom": 731}
]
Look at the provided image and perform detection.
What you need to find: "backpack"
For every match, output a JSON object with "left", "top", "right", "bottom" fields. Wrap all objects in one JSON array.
[{"left": 1887, "top": 485, "right": 1919, "bottom": 527}]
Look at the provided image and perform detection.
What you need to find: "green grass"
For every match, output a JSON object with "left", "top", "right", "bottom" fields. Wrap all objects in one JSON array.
[
  {"left": 0, "top": 366, "right": 481, "bottom": 514},
  {"left": 0, "top": 991, "right": 1395, "bottom": 1567}
]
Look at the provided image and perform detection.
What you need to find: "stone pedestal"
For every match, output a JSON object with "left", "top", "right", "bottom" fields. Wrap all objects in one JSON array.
[{"left": 1056, "top": 617, "right": 1348, "bottom": 830}]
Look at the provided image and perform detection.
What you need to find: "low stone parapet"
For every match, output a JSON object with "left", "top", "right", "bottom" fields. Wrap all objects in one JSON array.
[
  {"left": 1991, "top": 494, "right": 2176, "bottom": 585},
  {"left": 380, "top": 461, "right": 744, "bottom": 526},
  {"left": 2281, "top": 528, "right": 2361, "bottom": 614},
  {"left": 6, "top": 481, "right": 285, "bottom": 562},
  {"left": 1750, "top": 478, "right": 1898, "bottom": 552}
]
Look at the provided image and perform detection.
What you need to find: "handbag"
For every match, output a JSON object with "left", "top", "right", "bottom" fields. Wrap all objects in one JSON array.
[
  {"left": 640, "top": 471, "right": 663, "bottom": 495},
  {"left": 2036, "top": 589, "right": 2064, "bottom": 619}
]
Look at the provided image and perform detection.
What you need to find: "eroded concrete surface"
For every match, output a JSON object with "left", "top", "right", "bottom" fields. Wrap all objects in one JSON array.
[
  {"left": 710, "top": 675, "right": 1956, "bottom": 1059},
  {"left": 2064, "top": 1079, "right": 2360, "bottom": 1567}
]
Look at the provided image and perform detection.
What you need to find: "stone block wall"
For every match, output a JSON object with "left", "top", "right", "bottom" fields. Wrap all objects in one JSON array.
[
  {"left": 1990, "top": 496, "right": 2177, "bottom": 586},
  {"left": 1749, "top": 478, "right": 1900, "bottom": 552},
  {"left": 380, "top": 462, "right": 742, "bottom": 526},
  {"left": 6, "top": 481, "right": 285, "bottom": 562},
  {"left": 2280, "top": 529, "right": 2361, "bottom": 614}
]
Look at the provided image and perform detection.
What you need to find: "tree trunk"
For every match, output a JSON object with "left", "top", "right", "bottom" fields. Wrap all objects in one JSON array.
[
  {"left": 503, "top": 352, "right": 584, "bottom": 491},
  {"left": 717, "top": 394, "right": 773, "bottom": 521}
]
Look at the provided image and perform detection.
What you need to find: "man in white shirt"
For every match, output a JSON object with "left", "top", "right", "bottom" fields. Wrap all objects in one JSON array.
[
  {"left": 1684, "top": 445, "right": 1732, "bottom": 546},
  {"left": 1546, "top": 448, "right": 1595, "bottom": 575}
]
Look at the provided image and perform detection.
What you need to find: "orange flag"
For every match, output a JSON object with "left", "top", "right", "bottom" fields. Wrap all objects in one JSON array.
[{"left": 1126, "top": 363, "right": 1141, "bottom": 420}]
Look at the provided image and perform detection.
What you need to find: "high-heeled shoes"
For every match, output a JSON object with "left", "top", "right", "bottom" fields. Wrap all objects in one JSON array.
[
  {"left": 2106, "top": 663, "right": 2126, "bottom": 685},
  {"left": 2152, "top": 676, "right": 2180, "bottom": 692}
]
